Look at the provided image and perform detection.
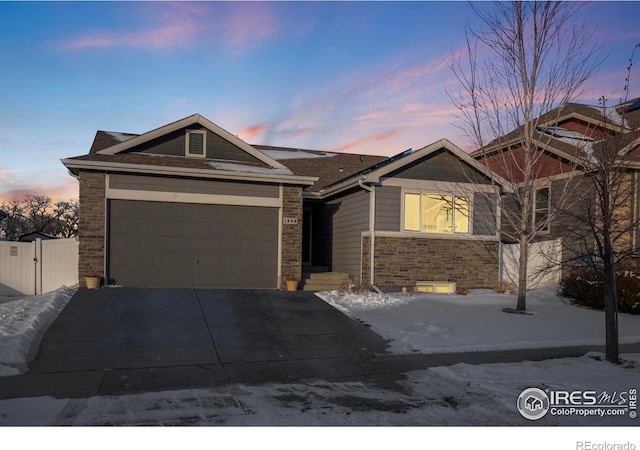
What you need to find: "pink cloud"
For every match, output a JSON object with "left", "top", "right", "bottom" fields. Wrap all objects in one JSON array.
[
  {"left": 238, "top": 123, "right": 269, "bottom": 140},
  {"left": 63, "top": 3, "right": 208, "bottom": 51},
  {"left": 221, "top": 3, "right": 279, "bottom": 48},
  {"left": 333, "top": 130, "right": 398, "bottom": 153},
  {"left": 277, "top": 127, "right": 314, "bottom": 139},
  {"left": 61, "top": 2, "right": 280, "bottom": 52},
  {"left": 0, "top": 179, "right": 78, "bottom": 204}
]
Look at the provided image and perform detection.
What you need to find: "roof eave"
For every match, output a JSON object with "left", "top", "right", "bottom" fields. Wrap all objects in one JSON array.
[{"left": 60, "top": 158, "right": 318, "bottom": 186}]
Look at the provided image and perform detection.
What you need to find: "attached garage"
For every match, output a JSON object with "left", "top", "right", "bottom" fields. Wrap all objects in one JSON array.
[
  {"left": 108, "top": 200, "right": 279, "bottom": 289},
  {"left": 63, "top": 114, "right": 316, "bottom": 289}
]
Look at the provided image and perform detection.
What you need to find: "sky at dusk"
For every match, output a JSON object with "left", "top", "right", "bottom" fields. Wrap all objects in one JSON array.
[{"left": 1, "top": 1, "right": 639, "bottom": 203}]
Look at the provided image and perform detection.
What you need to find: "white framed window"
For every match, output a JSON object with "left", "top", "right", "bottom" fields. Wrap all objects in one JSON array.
[
  {"left": 403, "top": 192, "right": 470, "bottom": 234},
  {"left": 185, "top": 129, "right": 206, "bottom": 158},
  {"left": 534, "top": 186, "right": 550, "bottom": 233}
]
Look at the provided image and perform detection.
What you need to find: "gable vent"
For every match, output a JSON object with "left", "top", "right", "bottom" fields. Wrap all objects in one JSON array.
[{"left": 186, "top": 130, "right": 206, "bottom": 158}]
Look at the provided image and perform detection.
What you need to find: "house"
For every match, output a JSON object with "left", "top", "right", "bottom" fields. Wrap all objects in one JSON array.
[
  {"left": 62, "top": 114, "right": 508, "bottom": 290},
  {"left": 471, "top": 98, "right": 640, "bottom": 271}
]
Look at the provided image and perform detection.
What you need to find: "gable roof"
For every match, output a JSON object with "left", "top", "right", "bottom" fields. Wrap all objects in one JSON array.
[
  {"left": 62, "top": 115, "right": 318, "bottom": 186},
  {"left": 317, "top": 138, "right": 510, "bottom": 198},
  {"left": 96, "top": 114, "right": 288, "bottom": 170}
]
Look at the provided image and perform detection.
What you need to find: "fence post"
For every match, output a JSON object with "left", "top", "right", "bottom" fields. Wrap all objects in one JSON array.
[{"left": 34, "top": 238, "right": 43, "bottom": 295}]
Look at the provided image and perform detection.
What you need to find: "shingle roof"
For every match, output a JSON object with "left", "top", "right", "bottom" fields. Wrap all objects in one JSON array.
[
  {"left": 254, "top": 145, "right": 387, "bottom": 192},
  {"left": 90, "top": 131, "right": 138, "bottom": 153},
  {"left": 472, "top": 99, "right": 640, "bottom": 162}
]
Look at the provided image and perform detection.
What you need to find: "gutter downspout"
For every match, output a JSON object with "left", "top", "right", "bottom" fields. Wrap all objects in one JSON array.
[{"left": 358, "top": 177, "right": 376, "bottom": 287}]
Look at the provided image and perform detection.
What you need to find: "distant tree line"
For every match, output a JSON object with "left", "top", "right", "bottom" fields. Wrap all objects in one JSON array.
[{"left": 0, "top": 194, "right": 78, "bottom": 241}]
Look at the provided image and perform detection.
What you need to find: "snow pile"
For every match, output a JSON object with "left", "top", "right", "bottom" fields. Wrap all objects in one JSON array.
[
  {"left": 0, "top": 286, "right": 74, "bottom": 376},
  {"left": 317, "top": 287, "right": 640, "bottom": 354},
  {"left": 321, "top": 290, "right": 415, "bottom": 313}
]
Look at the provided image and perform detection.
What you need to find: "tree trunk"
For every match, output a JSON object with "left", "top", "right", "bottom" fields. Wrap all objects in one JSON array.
[
  {"left": 516, "top": 233, "right": 528, "bottom": 311},
  {"left": 603, "top": 240, "right": 619, "bottom": 363}
]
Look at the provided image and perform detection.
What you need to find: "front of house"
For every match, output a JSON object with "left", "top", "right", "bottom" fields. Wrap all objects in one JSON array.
[{"left": 63, "top": 114, "right": 506, "bottom": 291}]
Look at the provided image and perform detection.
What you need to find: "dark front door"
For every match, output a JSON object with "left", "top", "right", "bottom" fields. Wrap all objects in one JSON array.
[{"left": 302, "top": 207, "right": 312, "bottom": 265}]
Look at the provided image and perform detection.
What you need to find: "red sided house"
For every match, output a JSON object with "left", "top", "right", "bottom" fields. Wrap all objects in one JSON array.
[
  {"left": 471, "top": 98, "right": 640, "bottom": 269},
  {"left": 62, "top": 114, "right": 508, "bottom": 291}
]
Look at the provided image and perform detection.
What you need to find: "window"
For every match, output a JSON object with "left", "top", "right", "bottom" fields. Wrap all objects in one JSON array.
[
  {"left": 185, "top": 130, "right": 206, "bottom": 157},
  {"left": 403, "top": 193, "right": 470, "bottom": 234},
  {"left": 534, "top": 187, "right": 550, "bottom": 232}
]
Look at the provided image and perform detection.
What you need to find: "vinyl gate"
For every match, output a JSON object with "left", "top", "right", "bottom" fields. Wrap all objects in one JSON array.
[
  {"left": 0, "top": 238, "right": 79, "bottom": 295},
  {"left": 500, "top": 238, "right": 562, "bottom": 289}
]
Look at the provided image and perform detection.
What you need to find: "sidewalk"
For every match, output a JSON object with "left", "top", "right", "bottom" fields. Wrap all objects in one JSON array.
[{"left": 2, "top": 342, "right": 638, "bottom": 400}]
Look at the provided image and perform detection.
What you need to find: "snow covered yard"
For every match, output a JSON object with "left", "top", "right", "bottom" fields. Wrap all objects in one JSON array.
[
  {"left": 317, "top": 287, "right": 640, "bottom": 354},
  {"left": 0, "top": 286, "right": 639, "bottom": 433}
]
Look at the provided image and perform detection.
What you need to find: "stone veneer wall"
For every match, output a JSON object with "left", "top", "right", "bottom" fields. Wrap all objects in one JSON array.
[
  {"left": 362, "top": 235, "right": 499, "bottom": 290},
  {"left": 281, "top": 186, "right": 303, "bottom": 288},
  {"left": 78, "top": 171, "right": 106, "bottom": 287}
]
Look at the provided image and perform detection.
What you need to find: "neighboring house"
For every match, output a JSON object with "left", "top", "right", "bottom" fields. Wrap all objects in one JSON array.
[
  {"left": 471, "top": 98, "right": 640, "bottom": 271},
  {"left": 62, "top": 114, "right": 507, "bottom": 290}
]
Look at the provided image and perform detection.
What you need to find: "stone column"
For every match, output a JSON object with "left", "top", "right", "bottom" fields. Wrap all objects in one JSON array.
[
  {"left": 78, "top": 171, "right": 106, "bottom": 287},
  {"left": 281, "top": 186, "right": 303, "bottom": 289}
]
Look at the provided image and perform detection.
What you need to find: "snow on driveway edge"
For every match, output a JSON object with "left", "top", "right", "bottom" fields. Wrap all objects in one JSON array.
[{"left": 0, "top": 286, "right": 75, "bottom": 376}]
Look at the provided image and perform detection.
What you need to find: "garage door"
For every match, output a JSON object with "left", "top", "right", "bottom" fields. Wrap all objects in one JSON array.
[{"left": 108, "top": 200, "right": 278, "bottom": 288}]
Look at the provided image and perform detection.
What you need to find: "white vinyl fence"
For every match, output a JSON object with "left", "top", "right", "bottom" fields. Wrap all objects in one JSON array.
[
  {"left": 501, "top": 238, "right": 562, "bottom": 289},
  {"left": 0, "top": 238, "right": 78, "bottom": 295}
]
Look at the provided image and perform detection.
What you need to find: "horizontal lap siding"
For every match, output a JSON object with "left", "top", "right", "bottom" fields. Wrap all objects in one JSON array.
[
  {"left": 328, "top": 190, "right": 370, "bottom": 284},
  {"left": 375, "top": 186, "right": 401, "bottom": 231},
  {"left": 472, "top": 192, "right": 498, "bottom": 236},
  {"left": 109, "top": 174, "right": 278, "bottom": 198}
]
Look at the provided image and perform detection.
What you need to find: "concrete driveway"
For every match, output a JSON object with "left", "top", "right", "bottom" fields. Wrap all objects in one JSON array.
[{"left": 0, "top": 288, "right": 392, "bottom": 399}]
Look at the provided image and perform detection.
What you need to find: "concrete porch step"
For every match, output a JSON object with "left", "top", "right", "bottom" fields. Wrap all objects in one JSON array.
[{"left": 303, "top": 272, "right": 353, "bottom": 291}]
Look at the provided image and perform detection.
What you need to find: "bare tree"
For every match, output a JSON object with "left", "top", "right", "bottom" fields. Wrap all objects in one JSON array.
[
  {"left": 23, "top": 194, "right": 55, "bottom": 233},
  {"left": 0, "top": 195, "right": 79, "bottom": 240},
  {"left": 0, "top": 199, "right": 28, "bottom": 241},
  {"left": 448, "top": 1, "right": 607, "bottom": 311},
  {"left": 54, "top": 200, "right": 80, "bottom": 238},
  {"left": 561, "top": 45, "right": 640, "bottom": 363}
]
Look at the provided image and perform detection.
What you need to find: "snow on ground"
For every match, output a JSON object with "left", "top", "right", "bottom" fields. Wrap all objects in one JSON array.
[
  {"left": 1, "top": 351, "right": 638, "bottom": 427},
  {"left": 0, "top": 286, "right": 74, "bottom": 376},
  {"left": 0, "top": 286, "right": 639, "bottom": 432},
  {"left": 317, "top": 287, "right": 640, "bottom": 354}
]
